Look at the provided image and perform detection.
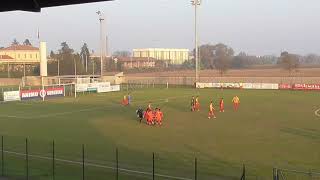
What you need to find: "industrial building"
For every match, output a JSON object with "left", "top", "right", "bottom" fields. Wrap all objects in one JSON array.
[{"left": 133, "top": 48, "right": 189, "bottom": 65}]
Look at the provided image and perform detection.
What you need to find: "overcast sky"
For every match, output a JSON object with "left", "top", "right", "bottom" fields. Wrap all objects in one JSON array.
[{"left": 1, "top": 0, "right": 320, "bottom": 56}]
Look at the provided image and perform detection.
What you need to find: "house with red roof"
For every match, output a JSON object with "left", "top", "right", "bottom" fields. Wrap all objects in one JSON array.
[{"left": 0, "top": 45, "right": 40, "bottom": 64}]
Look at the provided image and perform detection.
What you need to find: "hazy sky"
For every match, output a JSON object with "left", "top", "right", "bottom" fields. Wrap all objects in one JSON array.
[{"left": 1, "top": 0, "right": 320, "bottom": 56}]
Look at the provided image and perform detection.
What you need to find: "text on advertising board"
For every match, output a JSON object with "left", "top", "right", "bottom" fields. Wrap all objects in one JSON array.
[{"left": 20, "top": 87, "right": 64, "bottom": 100}]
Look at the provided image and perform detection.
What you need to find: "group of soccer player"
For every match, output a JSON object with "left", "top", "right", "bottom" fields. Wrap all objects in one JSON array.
[
  {"left": 190, "top": 95, "right": 241, "bottom": 119},
  {"left": 131, "top": 93, "right": 240, "bottom": 125},
  {"left": 136, "top": 103, "right": 164, "bottom": 126}
]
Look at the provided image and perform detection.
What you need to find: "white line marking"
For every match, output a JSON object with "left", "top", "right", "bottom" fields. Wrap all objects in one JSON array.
[
  {"left": 0, "top": 94, "right": 194, "bottom": 119},
  {"left": 4, "top": 150, "right": 192, "bottom": 180},
  {"left": 315, "top": 108, "right": 320, "bottom": 117}
]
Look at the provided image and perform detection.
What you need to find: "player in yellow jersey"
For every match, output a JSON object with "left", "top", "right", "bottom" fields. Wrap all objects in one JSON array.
[
  {"left": 232, "top": 96, "right": 240, "bottom": 111},
  {"left": 208, "top": 101, "right": 216, "bottom": 119}
]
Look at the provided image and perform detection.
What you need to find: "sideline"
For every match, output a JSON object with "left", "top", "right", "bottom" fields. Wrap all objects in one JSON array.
[
  {"left": 0, "top": 93, "right": 194, "bottom": 119},
  {"left": 4, "top": 150, "right": 192, "bottom": 180}
]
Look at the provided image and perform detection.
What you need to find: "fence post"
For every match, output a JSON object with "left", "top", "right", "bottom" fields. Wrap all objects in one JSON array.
[
  {"left": 116, "top": 148, "right": 119, "bottom": 180},
  {"left": 241, "top": 164, "right": 245, "bottom": 180},
  {"left": 274, "top": 168, "right": 279, "bottom": 180},
  {"left": 1, "top": 136, "right": 3, "bottom": 176},
  {"left": 52, "top": 140, "right": 55, "bottom": 180},
  {"left": 82, "top": 144, "right": 85, "bottom": 180},
  {"left": 194, "top": 157, "right": 197, "bottom": 180},
  {"left": 309, "top": 169, "right": 312, "bottom": 179},
  {"left": 152, "top": 153, "right": 155, "bottom": 180},
  {"left": 26, "top": 138, "right": 29, "bottom": 180}
]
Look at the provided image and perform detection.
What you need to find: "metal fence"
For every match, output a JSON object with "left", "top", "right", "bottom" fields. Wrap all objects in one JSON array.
[
  {"left": 0, "top": 136, "right": 252, "bottom": 180},
  {"left": 273, "top": 168, "right": 320, "bottom": 180}
]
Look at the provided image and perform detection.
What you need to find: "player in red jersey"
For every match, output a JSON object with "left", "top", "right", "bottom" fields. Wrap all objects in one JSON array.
[
  {"left": 155, "top": 108, "right": 163, "bottom": 125},
  {"left": 232, "top": 96, "right": 240, "bottom": 111},
  {"left": 195, "top": 96, "right": 200, "bottom": 111},
  {"left": 219, "top": 98, "right": 225, "bottom": 112},
  {"left": 208, "top": 101, "right": 216, "bottom": 119}
]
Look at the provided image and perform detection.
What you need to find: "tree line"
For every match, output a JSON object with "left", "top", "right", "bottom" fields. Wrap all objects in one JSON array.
[
  {"left": 188, "top": 43, "right": 320, "bottom": 76},
  {"left": 48, "top": 42, "right": 100, "bottom": 76}
]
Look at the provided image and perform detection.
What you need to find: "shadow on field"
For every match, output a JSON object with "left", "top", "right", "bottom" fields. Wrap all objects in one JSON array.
[{"left": 281, "top": 128, "right": 320, "bottom": 140}]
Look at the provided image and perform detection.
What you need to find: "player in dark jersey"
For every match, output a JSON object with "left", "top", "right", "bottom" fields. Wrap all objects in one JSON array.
[
  {"left": 191, "top": 96, "right": 195, "bottom": 111},
  {"left": 136, "top": 107, "right": 144, "bottom": 123}
]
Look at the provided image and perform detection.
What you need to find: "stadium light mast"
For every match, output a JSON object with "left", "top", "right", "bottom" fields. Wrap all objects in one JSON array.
[
  {"left": 96, "top": 11, "right": 105, "bottom": 76},
  {"left": 191, "top": 0, "right": 201, "bottom": 83}
]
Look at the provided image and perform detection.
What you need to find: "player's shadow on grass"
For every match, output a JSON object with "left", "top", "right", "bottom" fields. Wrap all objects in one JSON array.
[{"left": 281, "top": 128, "right": 320, "bottom": 140}]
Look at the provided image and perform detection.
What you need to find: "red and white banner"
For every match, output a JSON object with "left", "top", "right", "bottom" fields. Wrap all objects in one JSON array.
[
  {"left": 279, "top": 84, "right": 292, "bottom": 90},
  {"left": 292, "top": 84, "right": 320, "bottom": 90},
  {"left": 20, "top": 87, "right": 64, "bottom": 100}
]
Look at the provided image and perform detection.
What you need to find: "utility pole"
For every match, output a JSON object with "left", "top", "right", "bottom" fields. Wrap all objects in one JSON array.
[
  {"left": 85, "top": 53, "right": 88, "bottom": 73},
  {"left": 74, "top": 57, "right": 77, "bottom": 77},
  {"left": 191, "top": 0, "right": 201, "bottom": 82},
  {"left": 57, "top": 59, "right": 60, "bottom": 76},
  {"left": 96, "top": 11, "right": 105, "bottom": 77}
]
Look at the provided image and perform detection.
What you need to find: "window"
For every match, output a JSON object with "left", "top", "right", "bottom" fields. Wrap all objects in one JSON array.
[
  {"left": 36, "top": 54, "right": 38, "bottom": 59},
  {"left": 30, "top": 54, "right": 32, "bottom": 58},
  {"left": 18, "top": 54, "right": 20, "bottom": 58},
  {"left": 25, "top": 54, "right": 26, "bottom": 58}
]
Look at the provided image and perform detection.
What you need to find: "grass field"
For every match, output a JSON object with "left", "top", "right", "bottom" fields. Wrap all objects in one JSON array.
[{"left": 0, "top": 87, "right": 319, "bottom": 180}]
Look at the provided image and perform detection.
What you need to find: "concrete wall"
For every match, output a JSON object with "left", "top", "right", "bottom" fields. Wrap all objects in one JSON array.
[{"left": 0, "top": 78, "right": 21, "bottom": 86}]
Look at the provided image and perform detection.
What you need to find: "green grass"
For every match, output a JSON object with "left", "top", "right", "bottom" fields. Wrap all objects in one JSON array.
[{"left": 0, "top": 87, "right": 319, "bottom": 179}]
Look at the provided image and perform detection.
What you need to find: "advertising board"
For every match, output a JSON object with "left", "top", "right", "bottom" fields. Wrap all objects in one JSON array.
[
  {"left": 279, "top": 84, "right": 292, "bottom": 90},
  {"left": 110, "top": 85, "right": 120, "bottom": 92},
  {"left": 293, "top": 84, "right": 320, "bottom": 90},
  {"left": 3, "top": 91, "right": 21, "bottom": 102},
  {"left": 20, "top": 87, "right": 64, "bottom": 100},
  {"left": 76, "top": 84, "right": 88, "bottom": 92},
  {"left": 76, "top": 82, "right": 111, "bottom": 92}
]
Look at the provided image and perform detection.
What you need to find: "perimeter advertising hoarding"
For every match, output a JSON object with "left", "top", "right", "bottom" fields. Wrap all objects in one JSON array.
[
  {"left": 3, "top": 91, "right": 21, "bottom": 102},
  {"left": 76, "top": 82, "right": 111, "bottom": 93},
  {"left": 292, "top": 84, "right": 320, "bottom": 90},
  {"left": 196, "top": 82, "right": 243, "bottom": 89},
  {"left": 197, "top": 82, "right": 279, "bottom": 90},
  {"left": 20, "top": 87, "right": 64, "bottom": 100},
  {"left": 279, "top": 84, "right": 292, "bottom": 90}
]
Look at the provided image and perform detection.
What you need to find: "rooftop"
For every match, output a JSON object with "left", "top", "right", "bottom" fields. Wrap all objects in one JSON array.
[
  {"left": 0, "top": 55, "right": 14, "bottom": 60},
  {"left": 133, "top": 48, "right": 189, "bottom": 52},
  {"left": 114, "top": 57, "right": 157, "bottom": 62},
  {"left": 0, "top": 45, "right": 39, "bottom": 51}
]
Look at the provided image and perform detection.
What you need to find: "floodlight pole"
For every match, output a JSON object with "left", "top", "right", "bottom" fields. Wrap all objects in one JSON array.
[
  {"left": 97, "top": 11, "right": 105, "bottom": 77},
  {"left": 85, "top": 53, "right": 88, "bottom": 73},
  {"left": 192, "top": 0, "right": 201, "bottom": 82}
]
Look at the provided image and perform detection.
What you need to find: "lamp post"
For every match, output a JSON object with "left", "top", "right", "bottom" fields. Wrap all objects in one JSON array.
[
  {"left": 74, "top": 57, "right": 77, "bottom": 77},
  {"left": 191, "top": 0, "right": 201, "bottom": 82},
  {"left": 96, "top": 11, "right": 105, "bottom": 77}
]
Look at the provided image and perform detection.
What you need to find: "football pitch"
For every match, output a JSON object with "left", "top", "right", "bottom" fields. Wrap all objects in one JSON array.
[{"left": 0, "top": 87, "right": 319, "bottom": 180}]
